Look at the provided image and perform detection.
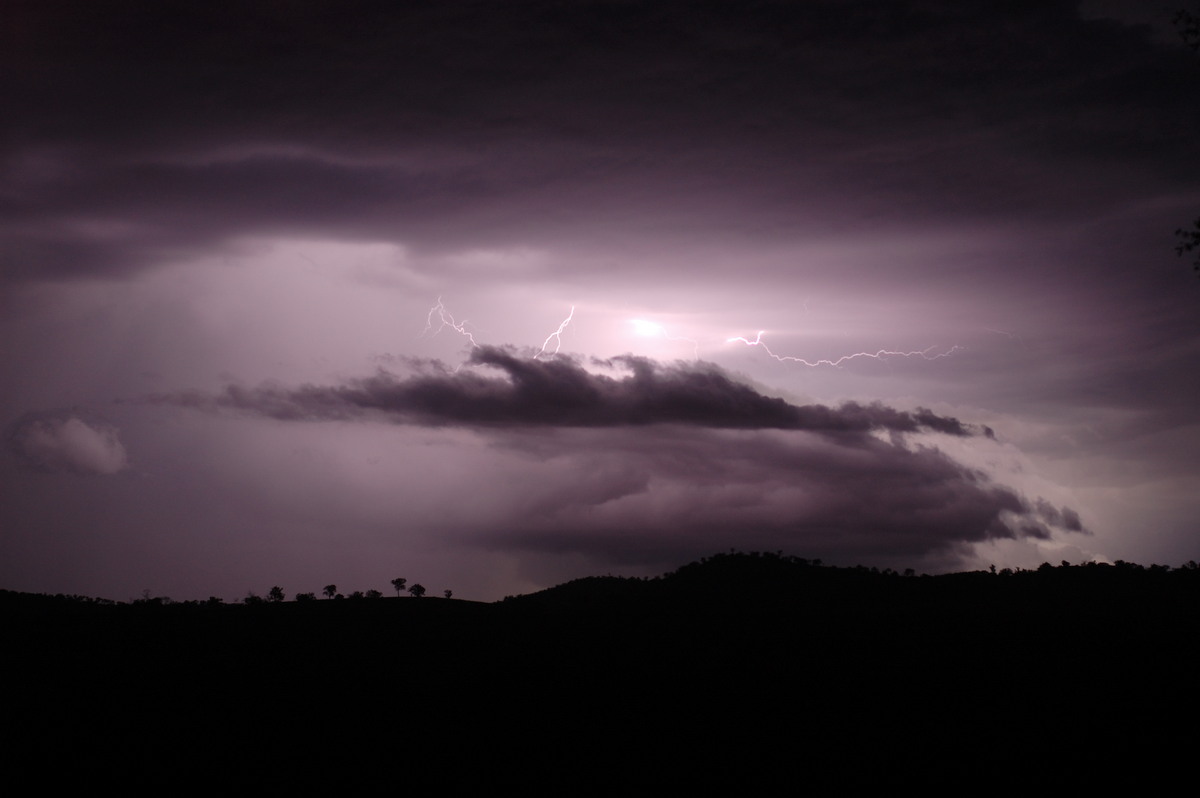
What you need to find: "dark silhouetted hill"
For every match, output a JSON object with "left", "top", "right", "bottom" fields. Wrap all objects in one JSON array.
[{"left": 4, "top": 553, "right": 1198, "bottom": 790}]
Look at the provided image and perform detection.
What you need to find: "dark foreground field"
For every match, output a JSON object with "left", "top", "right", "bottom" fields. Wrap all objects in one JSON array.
[{"left": 5, "top": 553, "right": 1197, "bottom": 789}]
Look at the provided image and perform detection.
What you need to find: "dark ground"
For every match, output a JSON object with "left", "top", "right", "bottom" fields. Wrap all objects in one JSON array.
[{"left": 5, "top": 553, "right": 1197, "bottom": 790}]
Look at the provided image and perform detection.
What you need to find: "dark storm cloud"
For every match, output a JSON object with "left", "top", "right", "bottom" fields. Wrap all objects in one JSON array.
[
  {"left": 153, "top": 345, "right": 978, "bottom": 435},
  {"left": 480, "top": 425, "right": 1086, "bottom": 568},
  {"left": 4, "top": 1, "right": 1198, "bottom": 282}
]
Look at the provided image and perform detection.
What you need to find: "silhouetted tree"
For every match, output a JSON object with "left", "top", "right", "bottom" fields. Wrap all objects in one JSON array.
[
  {"left": 136, "top": 588, "right": 170, "bottom": 606},
  {"left": 408, "top": 583, "right": 426, "bottom": 598},
  {"left": 1174, "top": 10, "right": 1200, "bottom": 273},
  {"left": 323, "top": 584, "right": 337, "bottom": 600},
  {"left": 1177, "top": 9, "right": 1200, "bottom": 51},
  {"left": 391, "top": 577, "right": 407, "bottom": 597},
  {"left": 268, "top": 586, "right": 285, "bottom": 603},
  {"left": 443, "top": 589, "right": 453, "bottom": 599},
  {"left": 295, "top": 592, "right": 316, "bottom": 602},
  {"left": 365, "top": 589, "right": 383, "bottom": 599},
  {"left": 348, "top": 591, "right": 364, "bottom": 600},
  {"left": 1177, "top": 218, "right": 1200, "bottom": 274}
]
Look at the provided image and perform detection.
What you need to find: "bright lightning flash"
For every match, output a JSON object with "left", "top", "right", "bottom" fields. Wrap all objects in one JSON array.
[
  {"left": 629, "top": 319, "right": 664, "bottom": 337},
  {"left": 727, "top": 331, "right": 962, "bottom": 367},
  {"left": 628, "top": 319, "right": 699, "bottom": 360}
]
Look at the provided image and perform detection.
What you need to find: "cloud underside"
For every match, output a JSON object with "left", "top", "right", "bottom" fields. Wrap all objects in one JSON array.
[
  {"left": 4, "top": 1, "right": 1196, "bottom": 294},
  {"left": 153, "top": 347, "right": 1082, "bottom": 561}
]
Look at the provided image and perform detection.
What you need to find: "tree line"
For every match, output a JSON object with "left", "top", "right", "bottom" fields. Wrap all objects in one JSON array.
[
  {"left": 117, "top": 577, "right": 454, "bottom": 607},
  {"left": 238, "top": 578, "right": 451, "bottom": 605}
]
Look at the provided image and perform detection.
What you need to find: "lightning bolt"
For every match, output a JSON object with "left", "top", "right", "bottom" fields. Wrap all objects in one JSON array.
[
  {"left": 727, "top": 331, "right": 962, "bottom": 367},
  {"left": 422, "top": 297, "right": 479, "bottom": 348},
  {"left": 536, "top": 306, "right": 575, "bottom": 358},
  {"left": 422, "top": 298, "right": 960, "bottom": 370},
  {"left": 423, "top": 297, "right": 576, "bottom": 359}
]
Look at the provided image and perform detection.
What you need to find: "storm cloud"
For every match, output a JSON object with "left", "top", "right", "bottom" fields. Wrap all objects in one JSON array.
[
  {"left": 477, "top": 423, "right": 1088, "bottom": 568},
  {"left": 155, "top": 345, "right": 979, "bottom": 436}
]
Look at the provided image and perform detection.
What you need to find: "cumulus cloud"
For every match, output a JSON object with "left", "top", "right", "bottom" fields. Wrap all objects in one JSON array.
[
  {"left": 154, "top": 346, "right": 980, "bottom": 436},
  {"left": 8, "top": 414, "right": 129, "bottom": 475}
]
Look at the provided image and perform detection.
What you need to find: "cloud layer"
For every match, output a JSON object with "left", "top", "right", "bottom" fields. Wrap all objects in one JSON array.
[{"left": 5, "top": 1, "right": 1196, "bottom": 287}]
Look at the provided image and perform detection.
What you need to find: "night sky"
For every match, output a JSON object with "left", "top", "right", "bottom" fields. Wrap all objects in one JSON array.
[{"left": 3, "top": 0, "right": 1198, "bottom": 602}]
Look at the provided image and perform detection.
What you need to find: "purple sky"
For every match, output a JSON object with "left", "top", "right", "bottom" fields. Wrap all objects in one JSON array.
[{"left": 3, "top": 1, "right": 1198, "bottom": 601}]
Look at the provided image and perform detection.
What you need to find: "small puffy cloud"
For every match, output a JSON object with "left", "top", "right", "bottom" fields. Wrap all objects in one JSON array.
[{"left": 8, "top": 414, "right": 129, "bottom": 475}]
